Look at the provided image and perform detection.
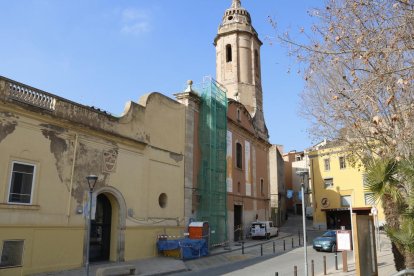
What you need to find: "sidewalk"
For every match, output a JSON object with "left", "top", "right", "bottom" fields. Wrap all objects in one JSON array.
[
  {"left": 32, "top": 257, "right": 187, "bottom": 276},
  {"left": 33, "top": 216, "right": 398, "bottom": 275},
  {"left": 322, "top": 232, "right": 397, "bottom": 276}
]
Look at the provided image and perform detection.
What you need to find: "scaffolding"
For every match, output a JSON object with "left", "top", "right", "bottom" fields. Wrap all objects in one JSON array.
[{"left": 195, "top": 77, "right": 228, "bottom": 247}]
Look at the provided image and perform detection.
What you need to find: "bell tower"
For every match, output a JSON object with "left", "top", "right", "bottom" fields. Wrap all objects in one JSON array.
[{"left": 214, "top": 0, "right": 268, "bottom": 140}]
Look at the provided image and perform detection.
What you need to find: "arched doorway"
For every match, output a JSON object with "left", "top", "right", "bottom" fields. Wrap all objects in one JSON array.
[{"left": 90, "top": 194, "right": 112, "bottom": 262}]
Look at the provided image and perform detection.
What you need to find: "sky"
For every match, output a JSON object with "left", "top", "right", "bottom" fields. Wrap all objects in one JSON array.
[{"left": 0, "top": 0, "right": 321, "bottom": 152}]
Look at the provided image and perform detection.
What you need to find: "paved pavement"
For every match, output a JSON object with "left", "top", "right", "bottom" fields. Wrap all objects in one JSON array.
[{"left": 33, "top": 215, "right": 398, "bottom": 275}]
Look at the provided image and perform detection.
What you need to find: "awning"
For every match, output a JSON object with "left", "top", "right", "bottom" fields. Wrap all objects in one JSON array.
[{"left": 321, "top": 207, "right": 371, "bottom": 212}]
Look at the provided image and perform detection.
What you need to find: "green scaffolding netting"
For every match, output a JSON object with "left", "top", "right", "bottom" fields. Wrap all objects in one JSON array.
[{"left": 195, "top": 77, "right": 228, "bottom": 246}]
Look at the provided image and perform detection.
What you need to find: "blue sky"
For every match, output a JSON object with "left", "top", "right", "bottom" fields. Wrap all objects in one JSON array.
[{"left": 0, "top": 0, "right": 320, "bottom": 152}]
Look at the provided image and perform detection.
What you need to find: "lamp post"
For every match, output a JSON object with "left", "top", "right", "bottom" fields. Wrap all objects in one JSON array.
[
  {"left": 297, "top": 170, "right": 309, "bottom": 276},
  {"left": 85, "top": 175, "right": 98, "bottom": 276}
]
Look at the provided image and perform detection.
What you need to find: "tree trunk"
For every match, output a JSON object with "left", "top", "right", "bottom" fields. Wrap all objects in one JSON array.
[
  {"left": 405, "top": 250, "right": 414, "bottom": 269},
  {"left": 392, "top": 243, "right": 406, "bottom": 271},
  {"left": 382, "top": 194, "right": 406, "bottom": 271}
]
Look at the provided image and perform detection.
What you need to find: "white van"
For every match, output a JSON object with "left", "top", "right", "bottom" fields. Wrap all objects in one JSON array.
[{"left": 250, "top": 221, "right": 279, "bottom": 239}]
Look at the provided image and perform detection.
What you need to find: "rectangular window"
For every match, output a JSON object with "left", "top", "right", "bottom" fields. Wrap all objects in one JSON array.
[
  {"left": 339, "top": 156, "right": 346, "bottom": 169},
  {"left": 236, "top": 143, "right": 243, "bottom": 169},
  {"left": 324, "top": 178, "right": 333, "bottom": 188},
  {"left": 362, "top": 173, "right": 368, "bottom": 188},
  {"left": 226, "top": 44, "right": 232, "bottom": 62},
  {"left": 0, "top": 240, "right": 24, "bottom": 268},
  {"left": 260, "top": 179, "right": 264, "bottom": 196},
  {"left": 324, "top": 158, "right": 330, "bottom": 171},
  {"left": 341, "top": 195, "right": 351, "bottom": 207},
  {"left": 8, "top": 162, "right": 35, "bottom": 204},
  {"left": 364, "top": 192, "right": 375, "bottom": 205}
]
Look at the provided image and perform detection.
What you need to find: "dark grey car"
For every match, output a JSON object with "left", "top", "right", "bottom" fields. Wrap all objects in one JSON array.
[{"left": 312, "top": 230, "right": 337, "bottom": 252}]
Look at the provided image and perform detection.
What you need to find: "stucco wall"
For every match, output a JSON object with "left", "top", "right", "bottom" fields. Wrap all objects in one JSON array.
[
  {"left": 310, "top": 146, "right": 385, "bottom": 229},
  {"left": 0, "top": 77, "right": 186, "bottom": 274}
]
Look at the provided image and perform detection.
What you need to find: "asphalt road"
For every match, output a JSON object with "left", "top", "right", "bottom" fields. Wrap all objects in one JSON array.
[
  {"left": 174, "top": 216, "right": 352, "bottom": 276},
  {"left": 176, "top": 242, "right": 350, "bottom": 276}
]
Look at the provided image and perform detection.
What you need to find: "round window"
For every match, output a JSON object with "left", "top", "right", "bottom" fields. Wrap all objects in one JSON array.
[
  {"left": 228, "top": 16, "right": 233, "bottom": 21},
  {"left": 158, "top": 193, "right": 167, "bottom": 208}
]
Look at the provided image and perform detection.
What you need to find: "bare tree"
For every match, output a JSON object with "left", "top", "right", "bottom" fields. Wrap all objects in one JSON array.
[{"left": 275, "top": 0, "right": 414, "bottom": 270}]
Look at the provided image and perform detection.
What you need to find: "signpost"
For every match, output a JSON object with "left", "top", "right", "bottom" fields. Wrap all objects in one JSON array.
[{"left": 336, "top": 230, "right": 352, "bottom": 272}]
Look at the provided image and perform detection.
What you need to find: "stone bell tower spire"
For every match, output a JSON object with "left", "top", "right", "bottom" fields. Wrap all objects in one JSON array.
[
  {"left": 214, "top": 0, "right": 268, "bottom": 140},
  {"left": 231, "top": 0, "right": 241, "bottom": 8}
]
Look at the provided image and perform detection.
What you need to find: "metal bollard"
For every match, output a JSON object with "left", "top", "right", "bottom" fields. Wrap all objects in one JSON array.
[
  {"left": 273, "top": 241, "right": 275, "bottom": 253},
  {"left": 292, "top": 237, "right": 294, "bottom": 248},
  {"left": 323, "top": 256, "right": 327, "bottom": 275},
  {"left": 335, "top": 251, "right": 338, "bottom": 270},
  {"left": 294, "top": 265, "right": 297, "bottom": 276},
  {"left": 242, "top": 241, "right": 245, "bottom": 254},
  {"left": 283, "top": 239, "right": 286, "bottom": 251},
  {"left": 261, "top": 244, "right": 263, "bottom": 256},
  {"left": 311, "top": 260, "right": 314, "bottom": 276}
]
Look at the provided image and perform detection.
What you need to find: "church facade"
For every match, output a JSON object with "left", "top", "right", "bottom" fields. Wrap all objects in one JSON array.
[
  {"left": 216, "top": 0, "right": 271, "bottom": 242},
  {"left": 177, "top": 0, "right": 271, "bottom": 243}
]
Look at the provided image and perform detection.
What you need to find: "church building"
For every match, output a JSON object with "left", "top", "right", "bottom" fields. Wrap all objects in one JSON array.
[{"left": 176, "top": 0, "right": 271, "bottom": 244}]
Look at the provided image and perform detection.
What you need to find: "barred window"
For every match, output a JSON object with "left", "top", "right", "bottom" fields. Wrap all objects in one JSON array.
[{"left": 0, "top": 240, "right": 24, "bottom": 268}]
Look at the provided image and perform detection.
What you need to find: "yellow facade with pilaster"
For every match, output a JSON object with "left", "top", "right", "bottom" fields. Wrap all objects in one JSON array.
[
  {"left": 0, "top": 76, "right": 186, "bottom": 275},
  {"left": 309, "top": 145, "right": 385, "bottom": 230}
]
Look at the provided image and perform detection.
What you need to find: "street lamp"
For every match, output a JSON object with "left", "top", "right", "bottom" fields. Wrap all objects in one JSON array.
[
  {"left": 296, "top": 170, "right": 309, "bottom": 276},
  {"left": 85, "top": 175, "right": 98, "bottom": 276}
]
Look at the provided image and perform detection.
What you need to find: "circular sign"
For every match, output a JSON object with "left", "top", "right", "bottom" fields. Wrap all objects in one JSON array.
[{"left": 321, "top": 197, "right": 330, "bottom": 208}]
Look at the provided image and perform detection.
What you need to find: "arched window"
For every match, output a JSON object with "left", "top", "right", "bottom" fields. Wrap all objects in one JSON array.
[
  {"left": 236, "top": 142, "right": 242, "bottom": 169},
  {"left": 226, "top": 44, "right": 232, "bottom": 62},
  {"left": 237, "top": 108, "right": 241, "bottom": 121}
]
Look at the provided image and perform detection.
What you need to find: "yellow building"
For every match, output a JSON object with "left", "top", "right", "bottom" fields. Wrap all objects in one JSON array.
[
  {"left": 309, "top": 142, "right": 385, "bottom": 230},
  {"left": 0, "top": 76, "right": 186, "bottom": 275}
]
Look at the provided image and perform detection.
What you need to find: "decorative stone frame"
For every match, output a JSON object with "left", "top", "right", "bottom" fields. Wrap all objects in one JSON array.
[{"left": 83, "top": 186, "right": 127, "bottom": 264}]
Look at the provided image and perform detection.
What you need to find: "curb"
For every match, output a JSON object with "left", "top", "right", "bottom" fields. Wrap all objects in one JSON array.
[{"left": 202, "top": 233, "right": 294, "bottom": 258}]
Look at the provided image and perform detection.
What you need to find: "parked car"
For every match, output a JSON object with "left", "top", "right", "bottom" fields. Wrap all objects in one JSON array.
[
  {"left": 250, "top": 221, "right": 279, "bottom": 239},
  {"left": 313, "top": 230, "right": 337, "bottom": 252}
]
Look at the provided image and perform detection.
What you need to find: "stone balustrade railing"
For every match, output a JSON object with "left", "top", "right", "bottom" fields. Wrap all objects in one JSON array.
[{"left": 8, "top": 82, "right": 56, "bottom": 111}]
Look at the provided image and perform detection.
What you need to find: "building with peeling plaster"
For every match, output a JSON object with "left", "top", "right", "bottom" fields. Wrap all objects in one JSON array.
[{"left": 0, "top": 76, "right": 186, "bottom": 274}]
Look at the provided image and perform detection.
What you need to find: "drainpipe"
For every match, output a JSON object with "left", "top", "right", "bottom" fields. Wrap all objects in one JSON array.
[{"left": 67, "top": 133, "right": 79, "bottom": 222}]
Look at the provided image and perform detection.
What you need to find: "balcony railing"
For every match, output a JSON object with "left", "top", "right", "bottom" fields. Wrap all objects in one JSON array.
[{"left": 8, "top": 82, "right": 56, "bottom": 111}]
